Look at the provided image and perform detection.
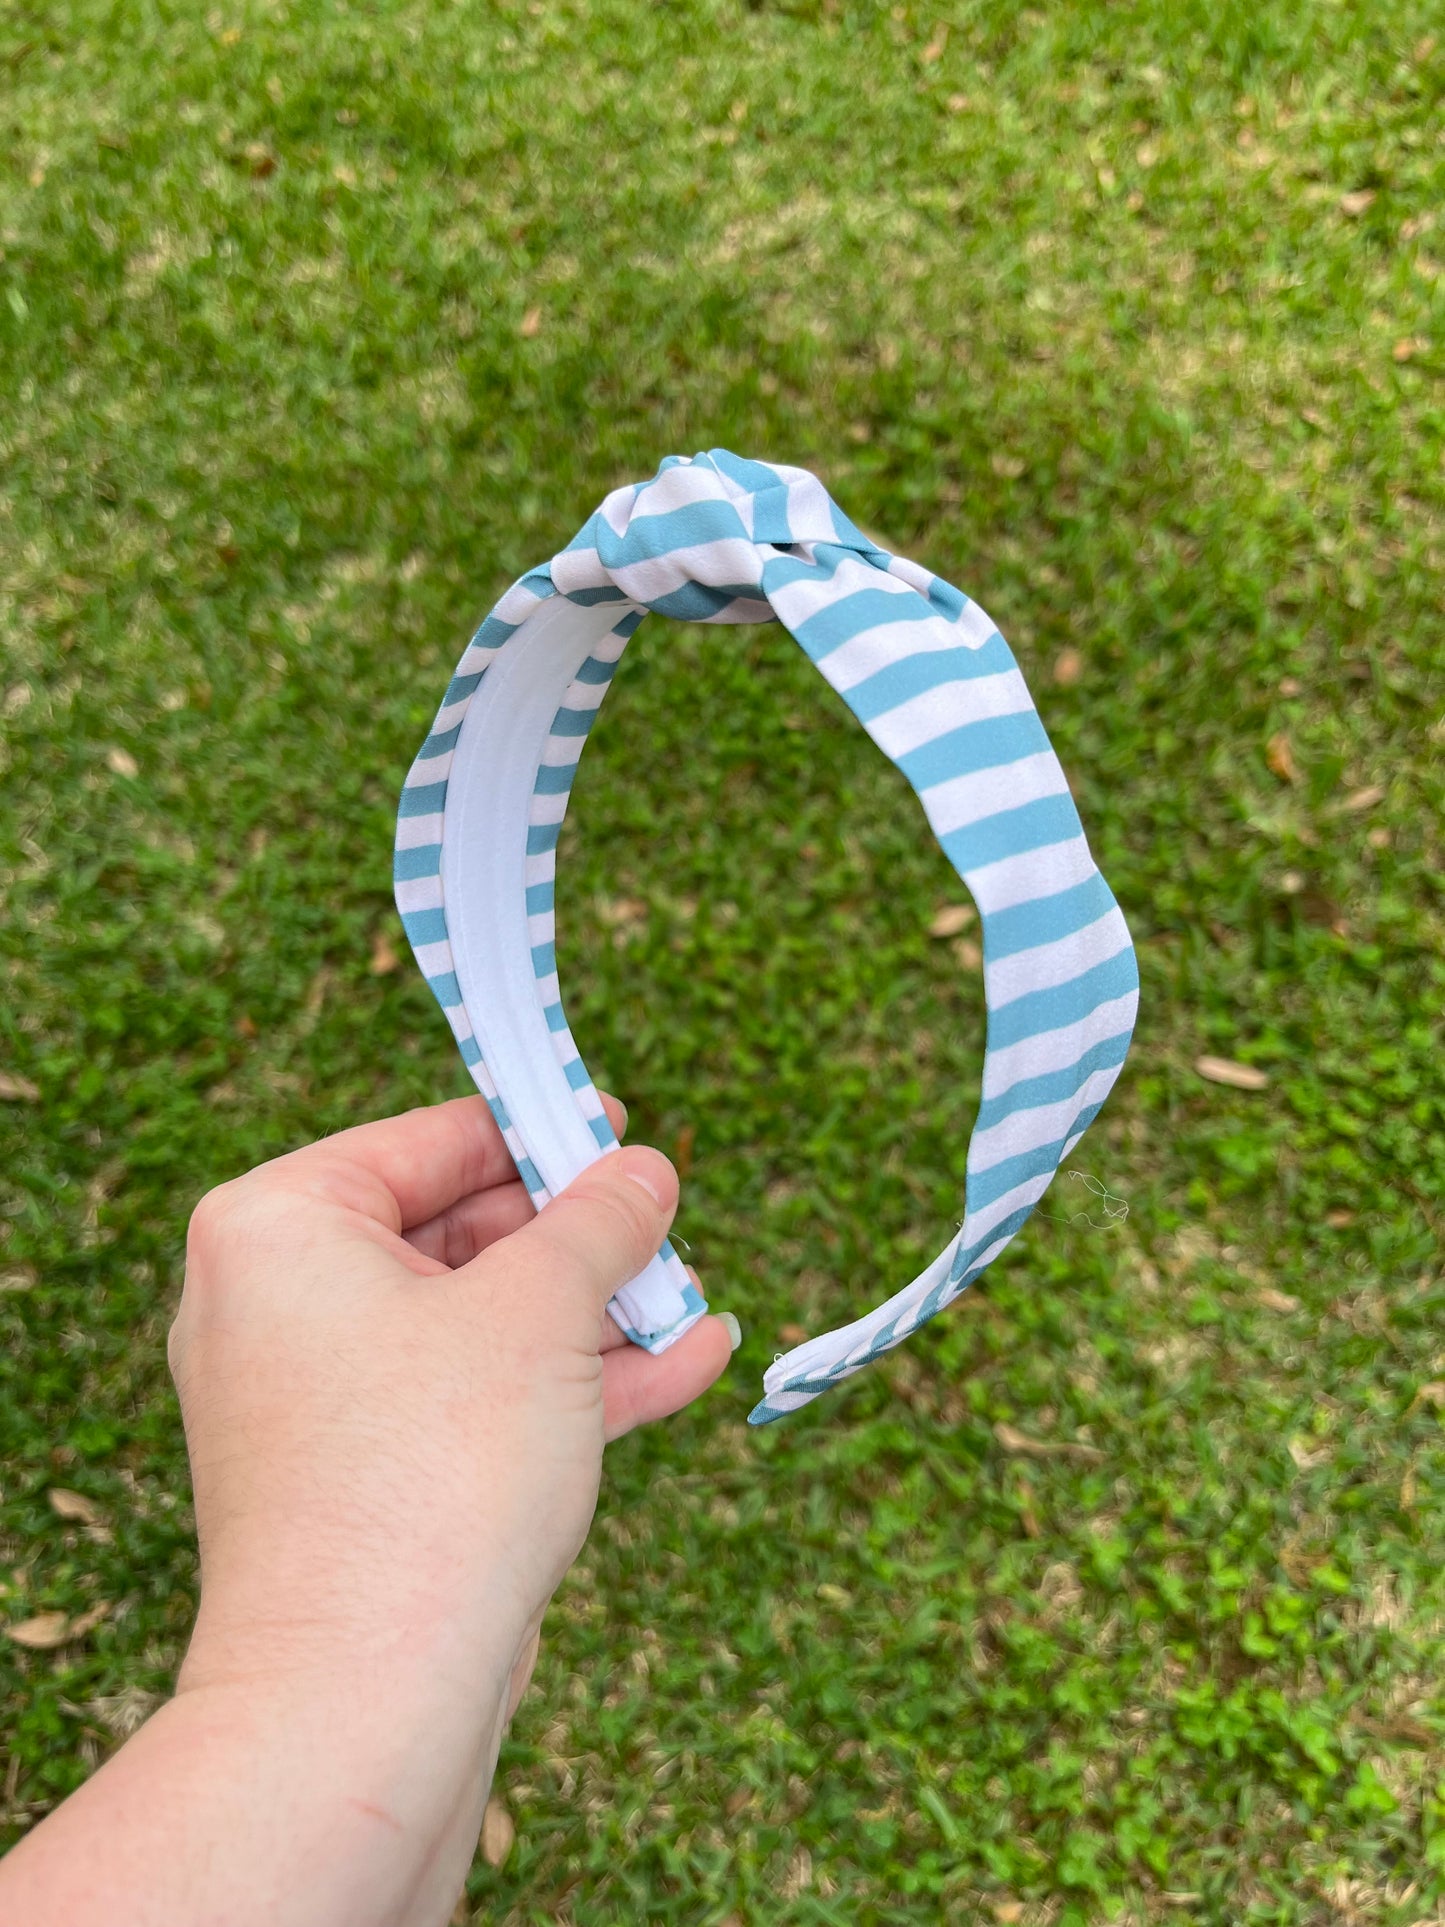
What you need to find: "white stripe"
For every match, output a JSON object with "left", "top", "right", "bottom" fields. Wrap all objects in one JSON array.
[
  {"left": 456, "top": 640, "right": 505, "bottom": 677},
  {"left": 412, "top": 939, "right": 454, "bottom": 979},
  {"left": 922, "top": 749, "right": 1068, "bottom": 839},
  {"left": 526, "top": 911, "right": 556, "bottom": 947},
  {"left": 573, "top": 1083, "right": 605, "bottom": 1120},
  {"left": 982, "top": 990, "right": 1140, "bottom": 1102},
  {"left": 985, "top": 906, "right": 1132, "bottom": 1008},
  {"left": 966, "top": 834, "right": 1095, "bottom": 915},
  {"left": 866, "top": 669, "right": 1032, "bottom": 759},
  {"left": 607, "top": 535, "right": 762, "bottom": 602},
  {"left": 493, "top": 581, "right": 549, "bottom": 624},
  {"left": 819, "top": 613, "right": 988, "bottom": 696},
  {"left": 407, "top": 748, "right": 453, "bottom": 787},
  {"left": 967, "top": 1063, "right": 1124, "bottom": 1177},
  {"left": 529, "top": 790, "right": 569, "bottom": 828},
  {"left": 961, "top": 1167, "right": 1056, "bottom": 1247},
  {"left": 524, "top": 850, "right": 557, "bottom": 890},
  {"left": 538, "top": 737, "right": 581, "bottom": 770},
  {"left": 396, "top": 811, "right": 444, "bottom": 851},
  {"left": 430, "top": 693, "right": 473, "bottom": 735},
  {"left": 768, "top": 549, "right": 917, "bottom": 633},
  {"left": 395, "top": 873, "right": 443, "bottom": 914},
  {"left": 534, "top": 971, "right": 561, "bottom": 1006}
]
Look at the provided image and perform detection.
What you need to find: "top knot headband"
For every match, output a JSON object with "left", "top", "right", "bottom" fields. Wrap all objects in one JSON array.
[{"left": 394, "top": 449, "right": 1138, "bottom": 1425}]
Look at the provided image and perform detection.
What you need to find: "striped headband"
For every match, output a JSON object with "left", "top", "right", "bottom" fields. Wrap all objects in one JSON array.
[{"left": 394, "top": 449, "right": 1139, "bottom": 1425}]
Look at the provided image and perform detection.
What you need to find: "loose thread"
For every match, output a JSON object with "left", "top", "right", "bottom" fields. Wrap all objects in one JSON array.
[{"left": 1036, "top": 1169, "right": 1130, "bottom": 1231}]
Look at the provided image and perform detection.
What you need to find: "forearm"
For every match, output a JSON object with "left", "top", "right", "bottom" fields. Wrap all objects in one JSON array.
[{"left": 0, "top": 1656, "right": 510, "bottom": 1927}]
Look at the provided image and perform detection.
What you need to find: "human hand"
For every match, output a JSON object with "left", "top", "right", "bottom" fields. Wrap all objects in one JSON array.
[{"left": 0, "top": 1093, "right": 736, "bottom": 1927}]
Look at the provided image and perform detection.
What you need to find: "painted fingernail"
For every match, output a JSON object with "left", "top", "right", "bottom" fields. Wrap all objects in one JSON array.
[{"left": 719, "top": 1311, "right": 742, "bottom": 1353}]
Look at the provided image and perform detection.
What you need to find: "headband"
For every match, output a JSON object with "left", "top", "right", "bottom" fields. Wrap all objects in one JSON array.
[{"left": 394, "top": 450, "right": 1138, "bottom": 1425}]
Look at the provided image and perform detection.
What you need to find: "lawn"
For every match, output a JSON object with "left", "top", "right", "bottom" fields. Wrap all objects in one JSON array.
[{"left": 2, "top": 0, "right": 1443, "bottom": 1919}]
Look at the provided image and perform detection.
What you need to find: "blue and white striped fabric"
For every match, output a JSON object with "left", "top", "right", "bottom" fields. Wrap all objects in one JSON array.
[{"left": 395, "top": 449, "right": 1138, "bottom": 1426}]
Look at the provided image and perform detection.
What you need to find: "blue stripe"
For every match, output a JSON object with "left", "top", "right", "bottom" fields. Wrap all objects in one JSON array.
[
  {"left": 563, "top": 584, "right": 630, "bottom": 606},
  {"left": 531, "top": 941, "right": 556, "bottom": 977},
  {"left": 588, "top": 1114, "right": 615, "bottom": 1149},
  {"left": 974, "top": 1029, "right": 1133, "bottom": 1136},
  {"left": 534, "top": 761, "right": 579, "bottom": 795},
  {"left": 515, "top": 1155, "right": 545, "bottom": 1195},
  {"left": 428, "top": 971, "right": 462, "bottom": 1009},
  {"left": 897, "top": 708, "right": 1050, "bottom": 793},
  {"left": 600, "top": 496, "right": 750, "bottom": 561},
  {"left": 965, "top": 1100, "right": 1108, "bottom": 1212},
  {"left": 792, "top": 585, "right": 940, "bottom": 661},
  {"left": 575, "top": 655, "right": 620, "bottom": 685},
  {"left": 986, "top": 948, "right": 1140, "bottom": 1053},
  {"left": 401, "top": 908, "right": 448, "bottom": 946},
  {"left": 525, "top": 880, "right": 554, "bottom": 916},
  {"left": 398, "top": 781, "right": 447, "bottom": 817},
  {"left": 564, "top": 1057, "right": 590, "bottom": 1091},
  {"left": 443, "top": 670, "right": 483, "bottom": 705},
  {"left": 527, "top": 822, "right": 561, "bottom": 855},
  {"left": 984, "top": 871, "right": 1116, "bottom": 962},
  {"left": 941, "top": 792, "right": 1084, "bottom": 873},
  {"left": 543, "top": 1001, "right": 568, "bottom": 1033},
  {"left": 551, "top": 705, "right": 599, "bottom": 738},
  {"left": 421, "top": 720, "right": 463, "bottom": 758},
  {"left": 459, "top": 1035, "right": 482, "bottom": 1067},
  {"left": 845, "top": 630, "right": 1016, "bottom": 721},
  {"left": 393, "top": 843, "right": 441, "bottom": 882}
]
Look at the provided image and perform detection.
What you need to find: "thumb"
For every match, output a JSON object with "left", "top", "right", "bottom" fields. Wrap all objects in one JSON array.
[{"left": 511, "top": 1145, "right": 680, "bottom": 1314}]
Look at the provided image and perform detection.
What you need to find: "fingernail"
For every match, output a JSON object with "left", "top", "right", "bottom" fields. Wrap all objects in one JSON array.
[
  {"left": 615, "top": 1098, "right": 629, "bottom": 1137},
  {"left": 719, "top": 1311, "right": 742, "bottom": 1353},
  {"left": 617, "top": 1146, "right": 676, "bottom": 1209}
]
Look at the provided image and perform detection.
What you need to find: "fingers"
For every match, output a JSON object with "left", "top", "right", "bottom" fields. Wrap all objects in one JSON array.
[
  {"left": 601, "top": 1314, "right": 738, "bottom": 1440},
  {"left": 507, "top": 1146, "right": 679, "bottom": 1317},
  {"left": 265, "top": 1095, "right": 520, "bottom": 1233},
  {"left": 403, "top": 1093, "right": 630, "bottom": 1265}
]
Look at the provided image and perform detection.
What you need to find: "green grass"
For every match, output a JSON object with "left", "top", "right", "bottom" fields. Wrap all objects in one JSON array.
[{"left": 3, "top": 0, "right": 1444, "bottom": 1918}]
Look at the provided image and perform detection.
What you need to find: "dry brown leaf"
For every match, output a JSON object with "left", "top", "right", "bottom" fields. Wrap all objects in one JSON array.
[
  {"left": 1339, "top": 188, "right": 1376, "bottom": 216},
  {"left": 105, "top": 747, "right": 139, "bottom": 778},
  {"left": 519, "top": 306, "right": 542, "bottom": 338},
  {"left": 994, "top": 1421, "right": 1104, "bottom": 1464},
  {"left": 0, "top": 1072, "right": 40, "bottom": 1102},
  {"left": 673, "top": 1121, "right": 696, "bottom": 1180},
  {"left": 1052, "top": 647, "right": 1083, "bottom": 686},
  {"left": 1401, "top": 1461, "right": 1419, "bottom": 1510},
  {"left": 1342, "top": 784, "right": 1385, "bottom": 812},
  {"left": 1288, "top": 1437, "right": 1330, "bottom": 1471},
  {"left": 1393, "top": 336, "right": 1427, "bottom": 362},
  {"left": 1, "top": 1266, "right": 37, "bottom": 1293},
  {"left": 5, "top": 1611, "right": 71, "bottom": 1650},
  {"left": 68, "top": 1601, "right": 111, "bottom": 1639},
  {"left": 990, "top": 452, "right": 1025, "bottom": 480},
  {"left": 928, "top": 903, "right": 975, "bottom": 938},
  {"left": 597, "top": 896, "right": 647, "bottom": 927},
  {"left": 1406, "top": 1381, "right": 1445, "bottom": 1417},
  {"left": 1194, "top": 1055, "right": 1270, "bottom": 1091},
  {"left": 779, "top": 1322, "right": 808, "bottom": 1344},
  {"left": 1278, "top": 674, "right": 1302, "bottom": 696},
  {"left": 449, "top": 1895, "right": 472, "bottom": 1927},
  {"left": 946, "top": 93, "right": 971, "bottom": 113},
  {"left": 993, "top": 1906, "right": 1025, "bottom": 1925},
  {"left": 920, "top": 26, "right": 947, "bottom": 62},
  {"left": 952, "top": 936, "right": 983, "bottom": 971},
  {"left": 87, "top": 1686, "right": 161, "bottom": 1738},
  {"left": 244, "top": 141, "right": 277, "bottom": 178},
  {"left": 1265, "top": 731, "right": 1298, "bottom": 783},
  {"left": 1255, "top": 1287, "right": 1301, "bottom": 1314},
  {"left": 1325, "top": 1207, "right": 1355, "bottom": 1228},
  {"left": 369, "top": 931, "right": 399, "bottom": 976},
  {"left": 48, "top": 1489, "right": 104, "bottom": 1528},
  {"left": 480, "top": 1797, "right": 515, "bottom": 1869}
]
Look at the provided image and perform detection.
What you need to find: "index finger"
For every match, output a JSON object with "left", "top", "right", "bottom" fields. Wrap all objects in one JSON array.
[{"left": 270, "top": 1094, "right": 521, "bottom": 1231}]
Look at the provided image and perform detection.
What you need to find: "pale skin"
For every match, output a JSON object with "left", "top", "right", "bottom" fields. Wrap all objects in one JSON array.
[{"left": 0, "top": 1092, "right": 737, "bottom": 1926}]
